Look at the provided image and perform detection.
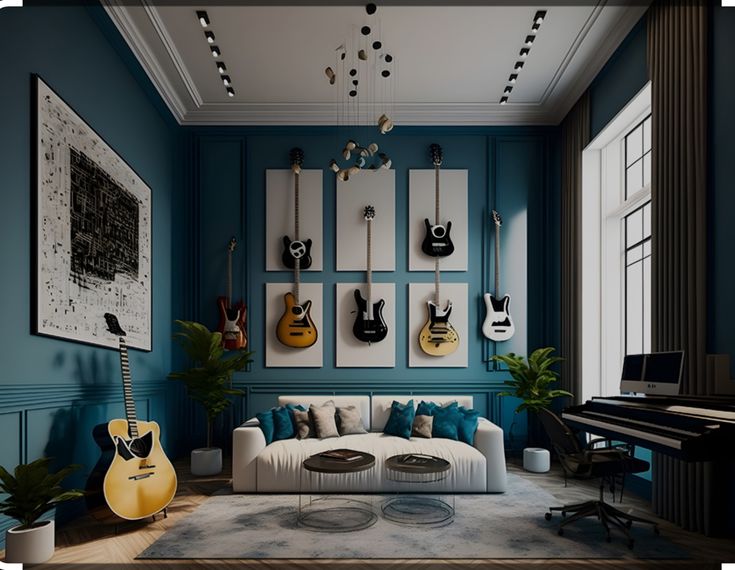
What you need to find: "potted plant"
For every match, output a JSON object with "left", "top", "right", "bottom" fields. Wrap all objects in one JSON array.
[
  {"left": 170, "top": 320, "right": 253, "bottom": 476},
  {"left": 0, "top": 458, "right": 84, "bottom": 564},
  {"left": 493, "top": 347, "right": 573, "bottom": 449}
]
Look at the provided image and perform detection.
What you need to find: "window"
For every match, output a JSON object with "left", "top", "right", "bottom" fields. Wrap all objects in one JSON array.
[{"left": 580, "top": 84, "right": 652, "bottom": 402}]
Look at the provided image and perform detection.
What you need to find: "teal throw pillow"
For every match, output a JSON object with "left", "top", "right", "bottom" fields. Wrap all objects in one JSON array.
[
  {"left": 272, "top": 406, "right": 295, "bottom": 441},
  {"left": 432, "top": 403, "right": 461, "bottom": 440},
  {"left": 416, "top": 400, "right": 438, "bottom": 416},
  {"left": 256, "top": 410, "right": 275, "bottom": 445},
  {"left": 383, "top": 399, "right": 415, "bottom": 439},
  {"left": 457, "top": 406, "right": 481, "bottom": 445}
]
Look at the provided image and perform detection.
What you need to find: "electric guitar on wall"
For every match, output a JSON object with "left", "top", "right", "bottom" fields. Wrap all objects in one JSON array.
[
  {"left": 421, "top": 143, "right": 455, "bottom": 258},
  {"left": 418, "top": 258, "right": 459, "bottom": 356},
  {"left": 482, "top": 210, "right": 515, "bottom": 341},
  {"left": 352, "top": 205, "right": 388, "bottom": 344},
  {"left": 276, "top": 149, "right": 318, "bottom": 348},
  {"left": 217, "top": 237, "right": 247, "bottom": 350},
  {"left": 86, "top": 314, "right": 177, "bottom": 521},
  {"left": 281, "top": 148, "right": 313, "bottom": 270}
]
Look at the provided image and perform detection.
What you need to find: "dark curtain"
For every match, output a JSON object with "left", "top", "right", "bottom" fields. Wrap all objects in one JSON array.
[
  {"left": 647, "top": 0, "right": 710, "bottom": 533},
  {"left": 560, "top": 92, "right": 590, "bottom": 404}
]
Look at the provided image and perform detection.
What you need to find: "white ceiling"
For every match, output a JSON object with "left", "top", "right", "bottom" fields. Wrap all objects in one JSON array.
[{"left": 103, "top": 2, "right": 648, "bottom": 126}]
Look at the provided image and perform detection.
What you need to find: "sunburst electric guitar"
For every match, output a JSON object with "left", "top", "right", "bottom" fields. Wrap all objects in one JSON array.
[
  {"left": 418, "top": 258, "right": 459, "bottom": 356},
  {"left": 86, "top": 314, "right": 177, "bottom": 521},
  {"left": 276, "top": 149, "right": 318, "bottom": 348},
  {"left": 352, "top": 205, "right": 388, "bottom": 344},
  {"left": 482, "top": 210, "right": 515, "bottom": 341},
  {"left": 421, "top": 144, "right": 454, "bottom": 258},
  {"left": 217, "top": 237, "right": 247, "bottom": 350}
]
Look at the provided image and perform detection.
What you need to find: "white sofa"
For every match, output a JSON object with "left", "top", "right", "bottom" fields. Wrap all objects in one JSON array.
[{"left": 232, "top": 395, "right": 507, "bottom": 493}]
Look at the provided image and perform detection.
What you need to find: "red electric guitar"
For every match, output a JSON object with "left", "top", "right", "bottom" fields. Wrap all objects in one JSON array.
[{"left": 217, "top": 237, "right": 247, "bottom": 350}]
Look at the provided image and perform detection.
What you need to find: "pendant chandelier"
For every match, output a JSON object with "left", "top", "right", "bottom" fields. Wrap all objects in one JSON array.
[{"left": 325, "top": 3, "right": 396, "bottom": 181}]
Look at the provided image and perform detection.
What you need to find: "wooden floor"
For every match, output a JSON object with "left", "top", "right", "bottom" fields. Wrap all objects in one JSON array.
[{"left": 17, "top": 457, "right": 735, "bottom": 569}]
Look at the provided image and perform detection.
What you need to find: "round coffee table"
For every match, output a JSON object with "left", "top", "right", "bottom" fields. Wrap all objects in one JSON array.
[
  {"left": 383, "top": 453, "right": 454, "bottom": 527},
  {"left": 298, "top": 449, "right": 377, "bottom": 532}
]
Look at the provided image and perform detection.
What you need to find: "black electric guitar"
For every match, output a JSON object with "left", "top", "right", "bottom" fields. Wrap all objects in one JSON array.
[
  {"left": 482, "top": 210, "right": 515, "bottom": 341},
  {"left": 418, "top": 258, "right": 459, "bottom": 356},
  {"left": 281, "top": 148, "right": 313, "bottom": 270},
  {"left": 421, "top": 143, "right": 455, "bottom": 258},
  {"left": 86, "top": 314, "right": 177, "bottom": 521},
  {"left": 352, "top": 205, "right": 388, "bottom": 344}
]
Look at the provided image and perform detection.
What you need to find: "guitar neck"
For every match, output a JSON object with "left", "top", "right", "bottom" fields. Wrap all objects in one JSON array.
[
  {"left": 226, "top": 249, "right": 232, "bottom": 309},
  {"left": 434, "top": 257, "right": 440, "bottom": 305},
  {"left": 294, "top": 171, "right": 300, "bottom": 305},
  {"left": 494, "top": 222, "right": 500, "bottom": 295},
  {"left": 434, "top": 164, "right": 440, "bottom": 226},
  {"left": 118, "top": 338, "right": 139, "bottom": 438},
  {"left": 366, "top": 218, "right": 372, "bottom": 309}
]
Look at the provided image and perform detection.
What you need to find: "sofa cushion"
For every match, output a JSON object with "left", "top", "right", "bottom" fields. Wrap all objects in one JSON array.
[
  {"left": 256, "top": 410, "right": 276, "bottom": 445},
  {"left": 272, "top": 406, "right": 296, "bottom": 441},
  {"left": 255, "top": 432, "right": 487, "bottom": 493},
  {"left": 293, "top": 409, "right": 313, "bottom": 439},
  {"left": 458, "top": 406, "right": 481, "bottom": 445},
  {"left": 411, "top": 414, "right": 433, "bottom": 438},
  {"left": 372, "top": 395, "right": 473, "bottom": 432},
  {"left": 432, "top": 403, "right": 461, "bottom": 440},
  {"left": 337, "top": 405, "right": 367, "bottom": 435},
  {"left": 310, "top": 401, "right": 339, "bottom": 439},
  {"left": 279, "top": 396, "right": 370, "bottom": 431},
  {"left": 383, "top": 400, "right": 415, "bottom": 439}
]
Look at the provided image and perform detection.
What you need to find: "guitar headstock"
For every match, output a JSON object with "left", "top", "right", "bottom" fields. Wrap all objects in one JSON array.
[
  {"left": 289, "top": 147, "right": 304, "bottom": 173},
  {"left": 363, "top": 205, "right": 376, "bottom": 221},
  {"left": 104, "top": 313, "right": 126, "bottom": 337},
  {"left": 491, "top": 210, "right": 503, "bottom": 227},
  {"left": 429, "top": 144, "right": 443, "bottom": 167},
  {"left": 227, "top": 237, "right": 237, "bottom": 252}
]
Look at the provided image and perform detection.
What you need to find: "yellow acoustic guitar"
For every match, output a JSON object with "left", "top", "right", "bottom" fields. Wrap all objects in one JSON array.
[
  {"left": 418, "top": 259, "right": 460, "bottom": 356},
  {"left": 276, "top": 148, "right": 318, "bottom": 349},
  {"left": 87, "top": 314, "right": 177, "bottom": 521}
]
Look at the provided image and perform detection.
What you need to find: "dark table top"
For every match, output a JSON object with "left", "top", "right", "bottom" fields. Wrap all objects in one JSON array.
[
  {"left": 303, "top": 449, "right": 376, "bottom": 473},
  {"left": 385, "top": 453, "right": 451, "bottom": 474}
]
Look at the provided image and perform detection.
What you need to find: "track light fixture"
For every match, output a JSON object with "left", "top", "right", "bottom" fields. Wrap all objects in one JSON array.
[
  {"left": 196, "top": 11, "right": 209, "bottom": 28},
  {"left": 504, "top": 86, "right": 513, "bottom": 95},
  {"left": 525, "top": 35, "right": 535, "bottom": 46},
  {"left": 221, "top": 75, "right": 231, "bottom": 87},
  {"left": 500, "top": 96, "right": 508, "bottom": 105},
  {"left": 205, "top": 31, "right": 215, "bottom": 44},
  {"left": 514, "top": 61, "right": 524, "bottom": 70},
  {"left": 520, "top": 48, "right": 530, "bottom": 58},
  {"left": 217, "top": 62, "right": 227, "bottom": 74},
  {"left": 509, "top": 73, "right": 518, "bottom": 84},
  {"left": 534, "top": 11, "right": 547, "bottom": 25},
  {"left": 210, "top": 46, "right": 220, "bottom": 58},
  {"left": 227, "top": 87, "right": 235, "bottom": 97}
]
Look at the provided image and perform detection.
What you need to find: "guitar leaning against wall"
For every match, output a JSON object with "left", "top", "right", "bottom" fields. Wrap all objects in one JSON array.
[
  {"left": 276, "top": 148, "right": 319, "bottom": 348},
  {"left": 85, "top": 314, "right": 177, "bottom": 521}
]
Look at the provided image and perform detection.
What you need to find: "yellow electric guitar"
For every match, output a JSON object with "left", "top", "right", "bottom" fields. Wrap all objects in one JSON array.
[
  {"left": 418, "top": 259, "right": 459, "bottom": 356},
  {"left": 276, "top": 148, "right": 318, "bottom": 348},
  {"left": 87, "top": 314, "right": 177, "bottom": 521}
]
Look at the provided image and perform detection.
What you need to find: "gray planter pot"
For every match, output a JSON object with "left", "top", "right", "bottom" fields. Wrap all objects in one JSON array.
[
  {"left": 5, "top": 519, "right": 55, "bottom": 564},
  {"left": 191, "top": 447, "right": 222, "bottom": 476}
]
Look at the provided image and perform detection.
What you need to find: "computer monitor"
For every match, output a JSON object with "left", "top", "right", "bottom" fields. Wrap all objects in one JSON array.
[{"left": 620, "top": 351, "right": 684, "bottom": 396}]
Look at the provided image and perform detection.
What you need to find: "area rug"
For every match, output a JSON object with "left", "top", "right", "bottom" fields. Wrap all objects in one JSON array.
[{"left": 139, "top": 474, "right": 686, "bottom": 560}]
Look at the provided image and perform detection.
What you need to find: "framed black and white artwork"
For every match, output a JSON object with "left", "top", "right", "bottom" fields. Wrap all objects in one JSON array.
[{"left": 33, "top": 75, "right": 152, "bottom": 351}]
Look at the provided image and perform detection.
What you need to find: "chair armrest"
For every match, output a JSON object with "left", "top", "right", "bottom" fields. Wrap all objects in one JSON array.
[
  {"left": 232, "top": 419, "right": 266, "bottom": 492},
  {"left": 474, "top": 418, "right": 507, "bottom": 493}
]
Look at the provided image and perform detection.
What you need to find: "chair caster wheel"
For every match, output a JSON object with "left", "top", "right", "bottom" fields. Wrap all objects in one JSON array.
[
  {"left": 545, "top": 512, "right": 552, "bottom": 521},
  {"left": 625, "top": 520, "right": 633, "bottom": 529},
  {"left": 558, "top": 528, "right": 564, "bottom": 536},
  {"left": 627, "top": 539, "right": 635, "bottom": 550}
]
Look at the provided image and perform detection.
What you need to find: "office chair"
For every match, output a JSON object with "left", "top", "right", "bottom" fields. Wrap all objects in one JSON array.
[{"left": 538, "top": 408, "right": 659, "bottom": 548}]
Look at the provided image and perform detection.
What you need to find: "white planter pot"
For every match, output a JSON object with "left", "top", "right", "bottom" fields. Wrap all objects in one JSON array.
[
  {"left": 523, "top": 447, "right": 551, "bottom": 473},
  {"left": 191, "top": 447, "right": 222, "bottom": 476},
  {"left": 5, "top": 519, "right": 55, "bottom": 564}
]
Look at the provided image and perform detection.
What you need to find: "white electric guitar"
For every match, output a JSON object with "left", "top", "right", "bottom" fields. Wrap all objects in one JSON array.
[{"left": 482, "top": 210, "right": 515, "bottom": 341}]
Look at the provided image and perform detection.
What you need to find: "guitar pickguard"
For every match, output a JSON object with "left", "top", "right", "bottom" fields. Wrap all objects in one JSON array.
[{"left": 113, "top": 430, "right": 154, "bottom": 461}]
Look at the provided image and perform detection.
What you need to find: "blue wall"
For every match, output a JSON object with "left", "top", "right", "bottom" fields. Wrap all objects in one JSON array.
[
  {"left": 182, "top": 126, "right": 561, "bottom": 450},
  {"left": 0, "top": 4, "right": 184, "bottom": 537}
]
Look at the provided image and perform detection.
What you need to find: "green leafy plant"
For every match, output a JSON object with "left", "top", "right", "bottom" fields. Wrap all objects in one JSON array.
[
  {"left": 0, "top": 458, "right": 84, "bottom": 530},
  {"left": 170, "top": 320, "right": 253, "bottom": 447},
  {"left": 493, "top": 347, "right": 573, "bottom": 414}
]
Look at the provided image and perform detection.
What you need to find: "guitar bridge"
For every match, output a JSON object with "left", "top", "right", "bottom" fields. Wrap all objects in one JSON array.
[{"left": 128, "top": 473, "right": 155, "bottom": 481}]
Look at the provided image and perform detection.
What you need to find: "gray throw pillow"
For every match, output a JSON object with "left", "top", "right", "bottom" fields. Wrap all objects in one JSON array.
[
  {"left": 309, "top": 401, "right": 339, "bottom": 439},
  {"left": 293, "top": 409, "right": 313, "bottom": 439},
  {"left": 337, "top": 405, "right": 367, "bottom": 435},
  {"left": 412, "top": 414, "right": 433, "bottom": 438}
]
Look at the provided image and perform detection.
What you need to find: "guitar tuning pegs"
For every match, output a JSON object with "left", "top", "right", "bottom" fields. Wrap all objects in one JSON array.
[{"left": 291, "top": 163, "right": 302, "bottom": 174}]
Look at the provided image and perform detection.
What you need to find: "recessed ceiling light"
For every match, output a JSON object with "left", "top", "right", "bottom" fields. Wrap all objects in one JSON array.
[
  {"left": 500, "top": 96, "right": 509, "bottom": 105},
  {"left": 205, "top": 31, "right": 215, "bottom": 44},
  {"left": 509, "top": 73, "right": 518, "bottom": 83},
  {"left": 504, "top": 86, "right": 513, "bottom": 94},
  {"left": 196, "top": 11, "right": 209, "bottom": 28},
  {"left": 525, "top": 35, "right": 535, "bottom": 46},
  {"left": 221, "top": 75, "right": 231, "bottom": 86},
  {"left": 514, "top": 61, "right": 524, "bottom": 70},
  {"left": 217, "top": 62, "right": 227, "bottom": 74},
  {"left": 520, "top": 48, "right": 530, "bottom": 58},
  {"left": 210, "top": 46, "right": 220, "bottom": 58},
  {"left": 534, "top": 11, "right": 547, "bottom": 25},
  {"left": 227, "top": 87, "right": 235, "bottom": 97}
]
